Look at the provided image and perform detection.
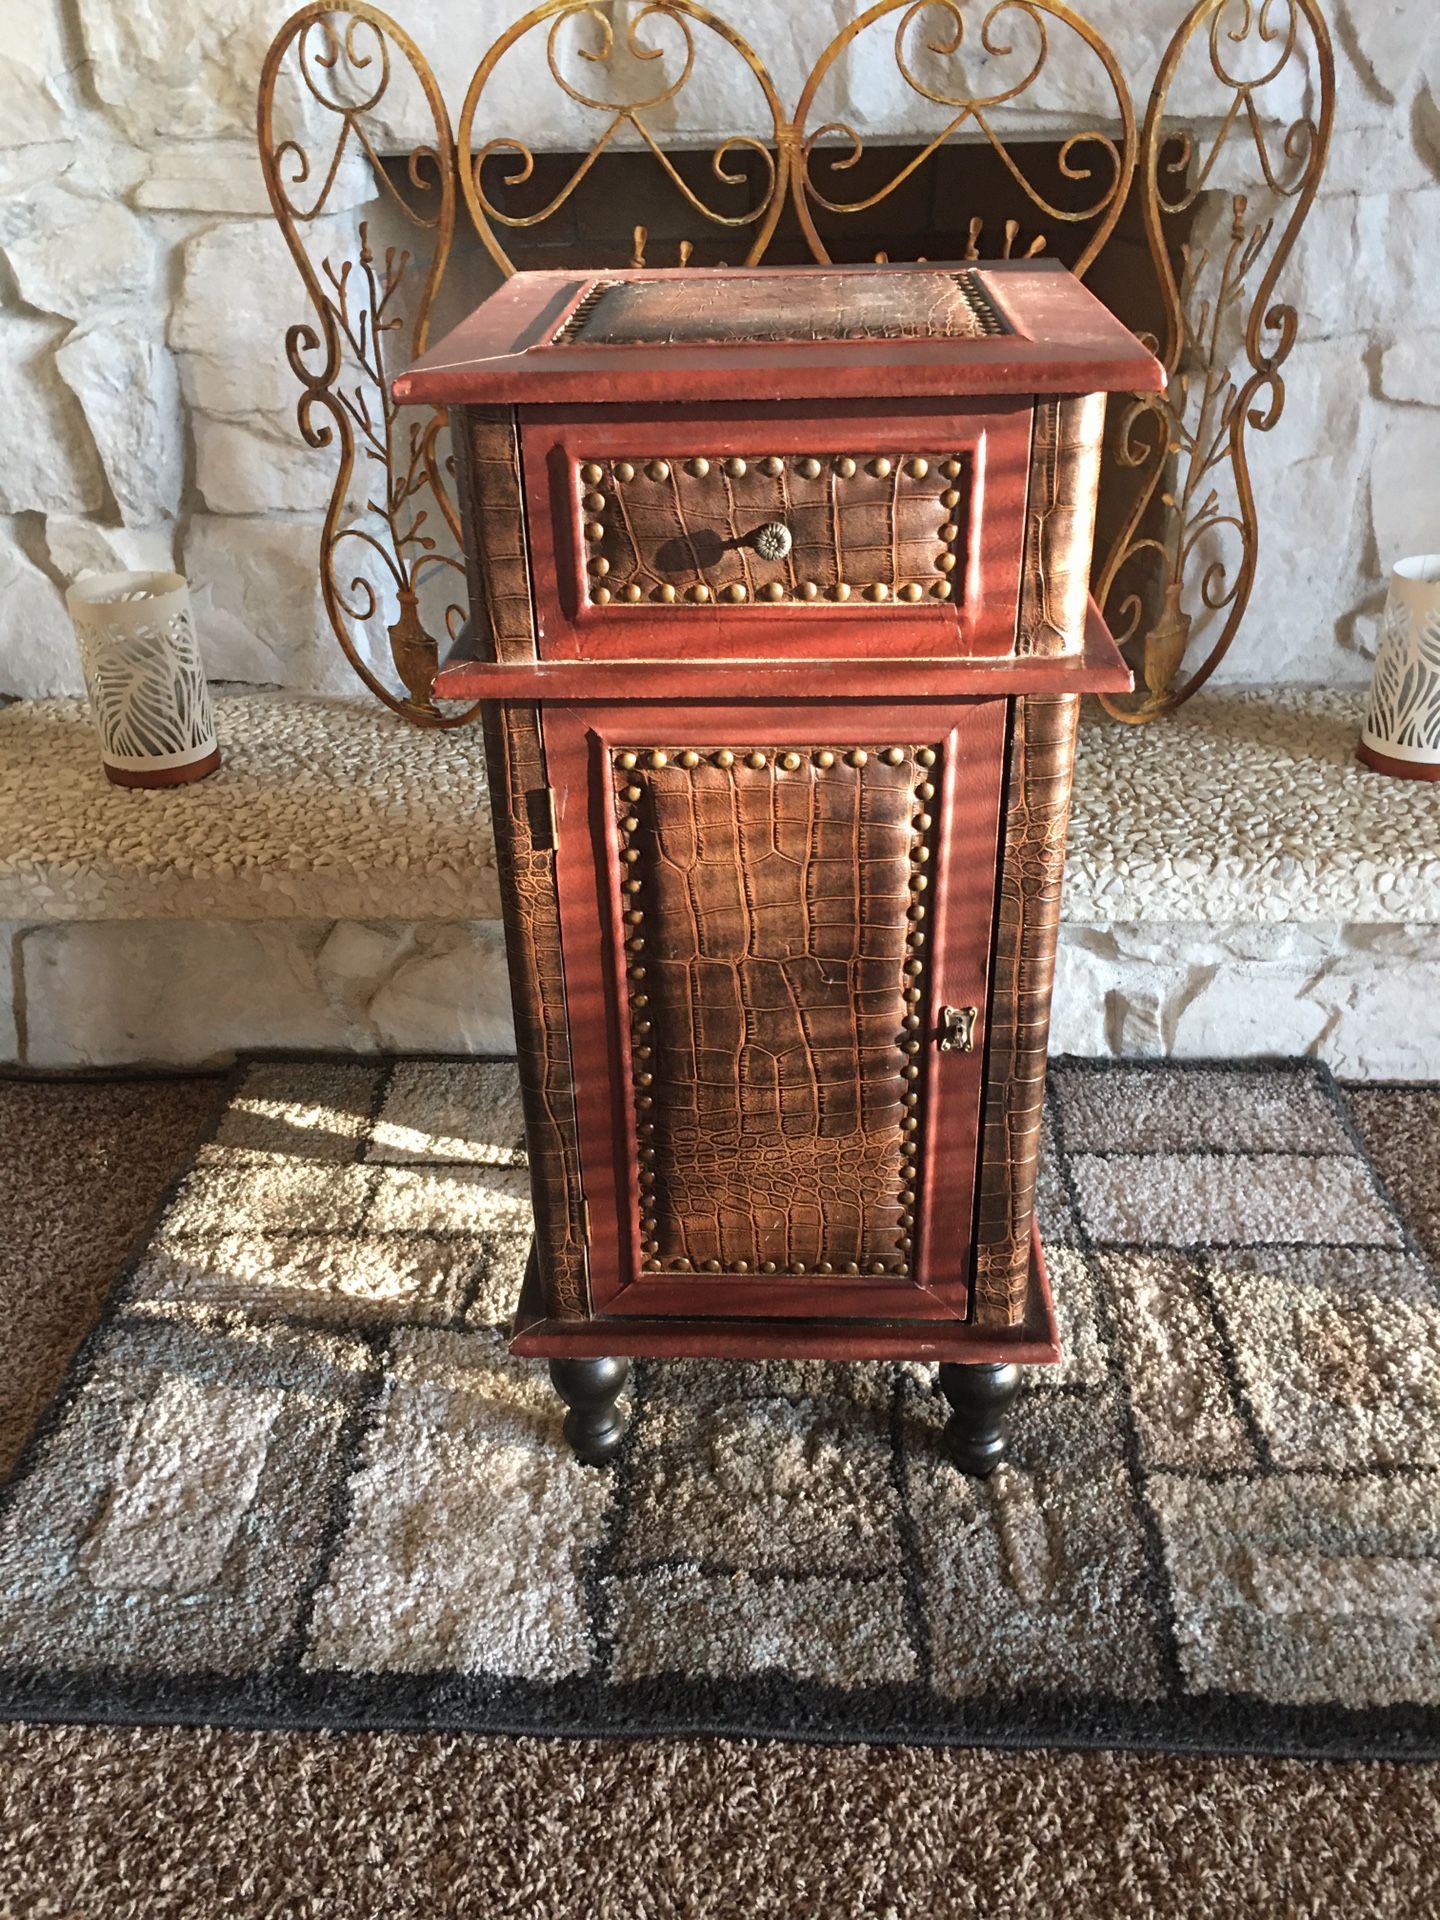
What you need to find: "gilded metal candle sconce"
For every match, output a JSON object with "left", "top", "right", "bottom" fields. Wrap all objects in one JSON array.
[{"left": 257, "top": 0, "right": 1334, "bottom": 726}]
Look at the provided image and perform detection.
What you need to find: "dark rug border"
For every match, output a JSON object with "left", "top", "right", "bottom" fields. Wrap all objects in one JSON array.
[{"left": 1, "top": 1051, "right": 1439, "bottom": 1766}]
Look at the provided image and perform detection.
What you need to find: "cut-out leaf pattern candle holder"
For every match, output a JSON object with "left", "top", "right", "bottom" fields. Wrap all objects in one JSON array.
[
  {"left": 1360, "top": 555, "right": 1440, "bottom": 783},
  {"left": 64, "top": 571, "right": 221, "bottom": 789}
]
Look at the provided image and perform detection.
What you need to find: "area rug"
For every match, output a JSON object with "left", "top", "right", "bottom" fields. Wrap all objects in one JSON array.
[{"left": 0, "top": 1056, "right": 1437, "bottom": 1762}]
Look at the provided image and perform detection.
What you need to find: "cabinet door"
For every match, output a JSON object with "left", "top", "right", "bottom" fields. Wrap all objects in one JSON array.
[{"left": 544, "top": 700, "right": 1006, "bottom": 1325}]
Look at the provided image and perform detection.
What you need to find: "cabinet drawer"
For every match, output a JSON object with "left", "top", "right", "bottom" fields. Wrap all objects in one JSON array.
[
  {"left": 543, "top": 698, "right": 1007, "bottom": 1324},
  {"left": 579, "top": 449, "right": 969, "bottom": 609},
  {"left": 521, "top": 402, "right": 1032, "bottom": 661}
]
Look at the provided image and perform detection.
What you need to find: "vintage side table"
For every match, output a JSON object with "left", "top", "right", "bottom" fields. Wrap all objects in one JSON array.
[{"left": 395, "top": 261, "right": 1161, "bottom": 1474}]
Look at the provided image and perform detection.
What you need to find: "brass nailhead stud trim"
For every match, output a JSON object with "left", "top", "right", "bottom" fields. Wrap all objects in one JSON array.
[
  {"left": 658, "top": 583, "right": 676, "bottom": 603},
  {"left": 689, "top": 583, "right": 711, "bottom": 603},
  {"left": 646, "top": 459, "right": 670, "bottom": 482},
  {"left": 942, "top": 458, "right": 962, "bottom": 478},
  {"left": 623, "top": 584, "right": 642, "bottom": 602},
  {"left": 746, "top": 750, "right": 767, "bottom": 768},
  {"left": 687, "top": 456, "right": 710, "bottom": 478},
  {"left": 835, "top": 455, "right": 857, "bottom": 477},
  {"left": 900, "top": 582, "right": 923, "bottom": 602},
  {"left": 593, "top": 586, "right": 612, "bottom": 603},
  {"left": 906, "top": 456, "right": 929, "bottom": 478},
  {"left": 932, "top": 580, "right": 953, "bottom": 600},
  {"left": 679, "top": 749, "right": 700, "bottom": 767},
  {"left": 762, "top": 581, "right": 786, "bottom": 601},
  {"left": 938, "top": 552, "right": 958, "bottom": 573},
  {"left": 865, "top": 582, "right": 889, "bottom": 602},
  {"left": 589, "top": 556, "right": 610, "bottom": 577},
  {"left": 916, "top": 748, "right": 936, "bottom": 766},
  {"left": 917, "top": 780, "right": 935, "bottom": 800},
  {"left": 940, "top": 487, "right": 961, "bottom": 509},
  {"left": 797, "top": 456, "right": 821, "bottom": 479},
  {"left": 868, "top": 456, "right": 892, "bottom": 477},
  {"left": 580, "top": 462, "right": 603, "bottom": 485},
  {"left": 614, "top": 460, "right": 635, "bottom": 482},
  {"left": 816, "top": 750, "right": 835, "bottom": 768},
  {"left": 883, "top": 746, "right": 905, "bottom": 764},
  {"left": 781, "top": 751, "right": 801, "bottom": 770},
  {"left": 715, "top": 749, "right": 735, "bottom": 766},
  {"left": 723, "top": 582, "right": 747, "bottom": 603},
  {"left": 939, "top": 522, "right": 960, "bottom": 542},
  {"left": 650, "top": 749, "right": 668, "bottom": 768},
  {"left": 761, "top": 455, "right": 783, "bottom": 476},
  {"left": 725, "top": 456, "right": 747, "bottom": 477},
  {"left": 583, "top": 491, "right": 605, "bottom": 513},
  {"left": 800, "top": 581, "right": 820, "bottom": 601},
  {"left": 832, "top": 582, "right": 851, "bottom": 602},
  {"left": 848, "top": 747, "right": 868, "bottom": 766}
]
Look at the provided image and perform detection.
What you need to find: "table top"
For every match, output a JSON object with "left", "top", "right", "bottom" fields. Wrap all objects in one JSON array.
[{"left": 393, "top": 260, "right": 1165, "bottom": 410}]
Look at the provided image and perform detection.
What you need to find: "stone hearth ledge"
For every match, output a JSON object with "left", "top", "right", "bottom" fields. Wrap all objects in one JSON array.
[
  {"left": 1, "top": 687, "right": 1437, "bottom": 1076},
  {"left": 1, "top": 687, "right": 1438, "bottom": 928}
]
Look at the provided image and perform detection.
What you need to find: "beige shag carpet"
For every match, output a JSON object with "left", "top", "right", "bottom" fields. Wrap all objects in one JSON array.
[{"left": 1, "top": 1061, "right": 1439, "bottom": 1917}]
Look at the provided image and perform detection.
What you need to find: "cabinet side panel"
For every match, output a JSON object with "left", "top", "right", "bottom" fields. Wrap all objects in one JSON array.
[
  {"left": 1015, "top": 393, "right": 1106, "bottom": 657},
  {"left": 973, "top": 692, "right": 1079, "bottom": 1325},
  {"left": 457, "top": 404, "right": 538, "bottom": 665},
  {"left": 480, "top": 704, "right": 589, "bottom": 1321},
  {"left": 452, "top": 408, "right": 587, "bottom": 1317}
]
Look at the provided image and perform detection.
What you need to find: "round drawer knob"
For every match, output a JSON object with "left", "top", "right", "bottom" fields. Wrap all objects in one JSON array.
[{"left": 749, "top": 520, "right": 793, "bottom": 562}]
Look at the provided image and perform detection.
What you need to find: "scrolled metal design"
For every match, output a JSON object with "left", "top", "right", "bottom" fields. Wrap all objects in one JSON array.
[
  {"left": 257, "top": 0, "right": 1333, "bottom": 728},
  {"left": 1096, "top": 0, "right": 1334, "bottom": 720},
  {"left": 792, "top": 0, "right": 1137, "bottom": 277},
  {"left": 258, "top": 3, "right": 477, "bottom": 728},
  {"left": 456, "top": 1, "right": 789, "bottom": 277}
]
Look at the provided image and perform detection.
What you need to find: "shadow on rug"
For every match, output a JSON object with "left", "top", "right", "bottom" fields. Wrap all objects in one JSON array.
[{"left": 0, "top": 1056, "right": 1437, "bottom": 1761}]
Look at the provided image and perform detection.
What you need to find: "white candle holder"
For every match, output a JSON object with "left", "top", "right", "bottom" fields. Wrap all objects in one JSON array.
[
  {"left": 1360, "top": 554, "right": 1440, "bottom": 783},
  {"left": 64, "top": 570, "right": 220, "bottom": 789}
]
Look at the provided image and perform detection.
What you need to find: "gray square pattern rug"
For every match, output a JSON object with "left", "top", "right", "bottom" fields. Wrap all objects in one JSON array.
[{"left": 1, "top": 1057, "right": 1437, "bottom": 1760}]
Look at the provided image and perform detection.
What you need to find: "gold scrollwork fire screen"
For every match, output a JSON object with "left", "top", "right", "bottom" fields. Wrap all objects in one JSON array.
[{"left": 257, "top": 0, "right": 1334, "bottom": 727}]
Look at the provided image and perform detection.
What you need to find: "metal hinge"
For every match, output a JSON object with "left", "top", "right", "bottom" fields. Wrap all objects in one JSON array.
[
  {"left": 580, "top": 1198, "right": 592, "bottom": 1244},
  {"left": 528, "top": 785, "right": 559, "bottom": 850}
]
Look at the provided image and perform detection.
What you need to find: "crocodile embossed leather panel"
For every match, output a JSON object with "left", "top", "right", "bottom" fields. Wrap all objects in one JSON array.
[
  {"left": 1015, "top": 393, "right": 1107, "bottom": 657},
  {"left": 581, "top": 453, "right": 968, "bottom": 606},
  {"left": 973, "top": 692, "right": 1080, "bottom": 1325},
  {"left": 461, "top": 408, "right": 536, "bottom": 664},
  {"left": 612, "top": 745, "right": 936, "bottom": 1277},
  {"left": 564, "top": 268, "right": 1004, "bottom": 346}
]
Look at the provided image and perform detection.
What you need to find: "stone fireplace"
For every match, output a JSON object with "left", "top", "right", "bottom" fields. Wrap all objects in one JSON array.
[
  {"left": 0, "top": 0, "right": 1437, "bottom": 1077},
  {"left": 2, "top": 1, "right": 1427, "bottom": 706}
]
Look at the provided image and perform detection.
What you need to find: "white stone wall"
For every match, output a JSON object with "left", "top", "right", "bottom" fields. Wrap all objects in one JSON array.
[{"left": 1, "top": 0, "right": 1436, "bottom": 701}]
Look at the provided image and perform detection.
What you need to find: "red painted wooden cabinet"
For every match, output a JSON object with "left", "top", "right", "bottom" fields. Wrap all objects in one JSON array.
[{"left": 396, "top": 262, "right": 1162, "bottom": 1472}]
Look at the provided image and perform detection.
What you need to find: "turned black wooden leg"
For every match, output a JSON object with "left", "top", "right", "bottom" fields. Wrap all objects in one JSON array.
[
  {"left": 549, "top": 1357, "right": 631, "bottom": 1466},
  {"left": 938, "top": 1362, "right": 1022, "bottom": 1477}
]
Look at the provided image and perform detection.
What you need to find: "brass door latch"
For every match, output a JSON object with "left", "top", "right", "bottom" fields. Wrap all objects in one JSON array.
[{"left": 937, "top": 1005, "right": 978, "bottom": 1053}]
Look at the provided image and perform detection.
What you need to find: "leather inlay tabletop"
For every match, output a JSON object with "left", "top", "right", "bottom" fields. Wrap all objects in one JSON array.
[{"left": 568, "top": 269, "right": 1004, "bottom": 347}]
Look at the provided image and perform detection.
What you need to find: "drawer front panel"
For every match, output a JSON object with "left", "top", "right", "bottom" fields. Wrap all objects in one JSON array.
[
  {"left": 581, "top": 452, "right": 966, "bottom": 610},
  {"left": 521, "top": 402, "right": 1033, "bottom": 660},
  {"left": 544, "top": 699, "right": 1007, "bottom": 1324}
]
